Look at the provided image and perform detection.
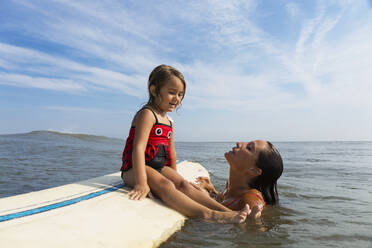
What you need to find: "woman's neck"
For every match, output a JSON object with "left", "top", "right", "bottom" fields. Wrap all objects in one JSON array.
[{"left": 225, "top": 168, "right": 253, "bottom": 198}]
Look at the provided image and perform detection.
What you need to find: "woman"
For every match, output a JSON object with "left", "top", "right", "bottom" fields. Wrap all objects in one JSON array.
[{"left": 195, "top": 140, "right": 283, "bottom": 218}]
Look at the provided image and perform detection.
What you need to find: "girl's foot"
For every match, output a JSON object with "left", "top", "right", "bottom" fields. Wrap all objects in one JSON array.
[
  {"left": 209, "top": 204, "right": 251, "bottom": 224},
  {"left": 249, "top": 204, "right": 263, "bottom": 219}
]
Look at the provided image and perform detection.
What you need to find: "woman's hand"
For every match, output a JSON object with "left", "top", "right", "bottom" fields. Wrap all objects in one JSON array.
[{"left": 128, "top": 183, "right": 150, "bottom": 200}]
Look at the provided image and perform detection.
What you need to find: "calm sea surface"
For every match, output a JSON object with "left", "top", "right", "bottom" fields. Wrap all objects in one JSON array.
[{"left": 1, "top": 131, "right": 371, "bottom": 248}]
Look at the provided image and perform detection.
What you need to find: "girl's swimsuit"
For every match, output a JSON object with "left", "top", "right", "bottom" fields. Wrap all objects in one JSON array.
[{"left": 121, "top": 107, "right": 173, "bottom": 173}]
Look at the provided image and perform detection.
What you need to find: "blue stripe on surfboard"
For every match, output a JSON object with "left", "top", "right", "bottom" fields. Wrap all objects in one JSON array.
[
  {"left": 0, "top": 183, "right": 125, "bottom": 223},
  {"left": 0, "top": 161, "right": 186, "bottom": 223}
]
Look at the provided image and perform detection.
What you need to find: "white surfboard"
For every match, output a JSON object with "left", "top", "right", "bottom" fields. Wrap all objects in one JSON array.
[{"left": 0, "top": 160, "right": 209, "bottom": 248}]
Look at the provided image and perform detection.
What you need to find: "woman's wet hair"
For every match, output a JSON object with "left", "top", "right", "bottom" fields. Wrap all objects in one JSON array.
[
  {"left": 250, "top": 141, "right": 283, "bottom": 205},
  {"left": 147, "top": 64, "right": 186, "bottom": 106}
]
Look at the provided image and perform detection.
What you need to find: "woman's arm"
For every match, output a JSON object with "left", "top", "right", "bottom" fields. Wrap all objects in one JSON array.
[{"left": 129, "top": 109, "right": 155, "bottom": 200}]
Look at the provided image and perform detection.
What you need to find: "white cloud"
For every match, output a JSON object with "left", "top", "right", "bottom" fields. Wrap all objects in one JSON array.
[
  {"left": 0, "top": 73, "right": 86, "bottom": 92},
  {"left": 178, "top": 0, "right": 262, "bottom": 48},
  {"left": 0, "top": 42, "right": 148, "bottom": 96},
  {"left": 178, "top": 0, "right": 372, "bottom": 113},
  {"left": 284, "top": 1, "right": 372, "bottom": 108},
  {"left": 1, "top": 0, "right": 372, "bottom": 113}
]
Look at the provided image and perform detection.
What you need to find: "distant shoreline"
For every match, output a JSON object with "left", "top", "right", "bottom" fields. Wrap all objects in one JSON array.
[{"left": 1, "top": 130, "right": 371, "bottom": 143}]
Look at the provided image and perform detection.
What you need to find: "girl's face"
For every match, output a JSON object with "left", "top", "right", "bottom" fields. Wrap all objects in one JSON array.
[
  {"left": 225, "top": 140, "right": 268, "bottom": 173},
  {"left": 154, "top": 76, "right": 185, "bottom": 113}
]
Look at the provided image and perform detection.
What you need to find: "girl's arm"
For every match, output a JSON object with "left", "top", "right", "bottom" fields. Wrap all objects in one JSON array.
[
  {"left": 169, "top": 126, "right": 177, "bottom": 170},
  {"left": 129, "top": 109, "right": 155, "bottom": 200}
]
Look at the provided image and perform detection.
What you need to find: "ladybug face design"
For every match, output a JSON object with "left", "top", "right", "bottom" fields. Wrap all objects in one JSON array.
[
  {"left": 155, "top": 128, "right": 163, "bottom": 136},
  {"left": 167, "top": 131, "right": 172, "bottom": 139}
]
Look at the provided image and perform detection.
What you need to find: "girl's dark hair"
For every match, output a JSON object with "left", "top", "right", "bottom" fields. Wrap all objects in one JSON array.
[
  {"left": 147, "top": 64, "right": 186, "bottom": 106},
  {"left": 250, "top": 142, "right": 283, "bottom": 205}
]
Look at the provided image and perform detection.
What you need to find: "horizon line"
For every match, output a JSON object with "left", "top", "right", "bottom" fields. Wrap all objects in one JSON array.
[{"left": 1, "top": 130, "right": 371, "bottom": 143}]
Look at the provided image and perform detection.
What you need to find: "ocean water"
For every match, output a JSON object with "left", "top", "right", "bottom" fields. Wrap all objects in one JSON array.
[{"left": 1, "top": 131, "right": 371, "bottom": 248}]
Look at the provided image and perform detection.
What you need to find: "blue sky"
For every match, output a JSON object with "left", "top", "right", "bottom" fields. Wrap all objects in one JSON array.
[{"left": 0, "top": 0, "right": 371, "bottom": 141}]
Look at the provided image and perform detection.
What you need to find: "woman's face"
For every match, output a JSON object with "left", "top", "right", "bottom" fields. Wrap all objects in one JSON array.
[{"left": 225, "top": 140, "right": 268, "bottom": 171}]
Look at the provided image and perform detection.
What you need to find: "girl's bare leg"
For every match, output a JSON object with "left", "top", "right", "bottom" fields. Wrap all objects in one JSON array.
[
  {"left": 161, "top": 167, "right": 231, "bottom": 212},
  {"left": 122, "top": 167, "right": 250, "bottom": 223}
]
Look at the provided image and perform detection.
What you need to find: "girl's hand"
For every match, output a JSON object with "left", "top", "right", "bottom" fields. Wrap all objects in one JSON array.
[
  {"left": 190, "top": 182, "right": 211, "bottom": 197},
  {"left": 196, "top": 177, "right": 215, "bottom": 192},
  {"left": 195, "top": 176, "right": 210, "bottom": 187},
  {"left": 128, "top": 184, "right": 150, "bottom": 200}
]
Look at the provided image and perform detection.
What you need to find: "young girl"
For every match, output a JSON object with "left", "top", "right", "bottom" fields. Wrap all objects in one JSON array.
[{"left": 120, "top": 65, "right": 251, "bottom": 223}]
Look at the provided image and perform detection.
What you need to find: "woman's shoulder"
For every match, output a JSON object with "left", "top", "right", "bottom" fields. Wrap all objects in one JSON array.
[{"left": 242, "top": 189, "right": 265, "bottom": 206}]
